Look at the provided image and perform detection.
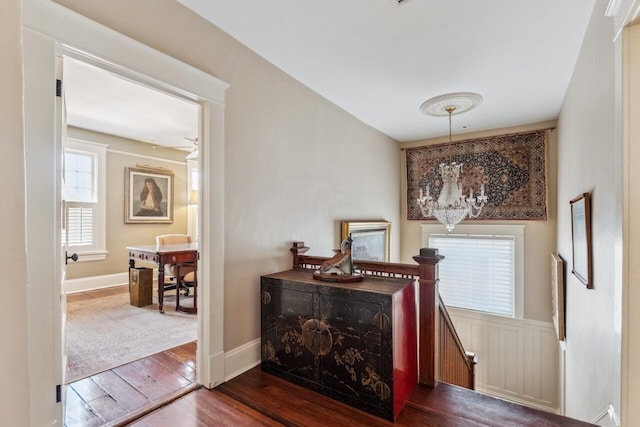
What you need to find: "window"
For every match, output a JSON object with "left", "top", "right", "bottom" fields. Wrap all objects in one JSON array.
[
  {"left": 421, "top": 224, "right": 524, "bottom": 318},
  {"left": 63, "top": 140, "right": 107, "bottom": 261}
]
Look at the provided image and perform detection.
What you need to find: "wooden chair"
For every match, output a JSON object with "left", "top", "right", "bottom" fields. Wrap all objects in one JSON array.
[{"left": 155, "top": 234, "right": 197, "bottom": 313}]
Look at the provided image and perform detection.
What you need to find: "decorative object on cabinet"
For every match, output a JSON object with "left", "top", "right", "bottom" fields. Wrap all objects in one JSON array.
[
  {"left": 313, "top": 236, "right": 363, "bottom": 283},
  {"left": 340, "top": 220, "right": 391, "bottom": 262},
  {"left": 125, "top": 166, "right": 174, "bottom": 223},
  {"left": 261, "top": 269, "right": 416, "bottom": 421},
  {"left": 550, "top": 253, "right": 566, "bottom": 341},
  {"left": 570, "top": 193, "right": 593, "bottom": 288},
  {"left": 406, "top": 129, "right": 547, "bottom": 221}
]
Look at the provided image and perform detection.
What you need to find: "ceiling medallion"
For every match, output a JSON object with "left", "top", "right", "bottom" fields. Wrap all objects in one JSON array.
[{"left": 419, "top": 92, "right": 483, "bottom": 117}]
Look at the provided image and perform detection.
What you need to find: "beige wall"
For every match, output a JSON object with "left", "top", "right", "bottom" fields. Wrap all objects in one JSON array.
[
  {"left": 53, "top": 0, "right": 401, "bottom": 351},
  {"left": 399, "top": 122, "right": 557, "bottom": 322},
  {"left": 623, "top": 21, "right": 640, "bottom": 426},
  {"left": 1, "top": 0, "right": 30, "bottom": 425},
  {"left": 65, "top": 127, "right": 189, "bottom": 279},
  {"left": 556, "top": 0, "right": 622, "bottom": 421}
]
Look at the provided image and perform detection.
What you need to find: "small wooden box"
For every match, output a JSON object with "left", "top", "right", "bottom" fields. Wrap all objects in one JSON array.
[{"left": 129, "top": 267, "right": 152, "bottom": 307}]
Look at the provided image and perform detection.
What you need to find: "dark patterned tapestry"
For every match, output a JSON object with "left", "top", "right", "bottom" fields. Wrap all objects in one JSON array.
[{"left": 406, "top": 130, "right": 547, "bottom": 221}]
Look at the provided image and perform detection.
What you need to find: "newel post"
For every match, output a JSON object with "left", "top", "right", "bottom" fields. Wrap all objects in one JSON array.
[
  {"left": 413, "top": 248, "right": 445, "bottom": 386},
  {"left": 290, "top": 241, "right": 310, "bottom": 268}
]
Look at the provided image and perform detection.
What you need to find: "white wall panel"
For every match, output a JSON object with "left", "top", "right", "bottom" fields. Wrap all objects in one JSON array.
[{"left": 449, "top": 308, "right": 559, "bottom": 412}]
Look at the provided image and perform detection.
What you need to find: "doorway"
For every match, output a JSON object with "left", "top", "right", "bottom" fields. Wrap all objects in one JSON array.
[
  {"left": 60, "top": 55, "right": 201, "bottom": 424},
  {"left": 23, "top": 4, "right": 228, "bottom": 423}
]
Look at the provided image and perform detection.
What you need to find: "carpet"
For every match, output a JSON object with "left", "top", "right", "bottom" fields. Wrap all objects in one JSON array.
[
  {"left": 406, "top": 130, "right": 547, "bottom": 220},
  {"left": 66, "top": 291, "right": 197, "bottom": 383}
]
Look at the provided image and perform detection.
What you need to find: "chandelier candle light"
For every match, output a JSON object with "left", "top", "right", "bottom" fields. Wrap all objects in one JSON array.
[{"left": 416, "top": 93, "right": 488, "bottom": 231}]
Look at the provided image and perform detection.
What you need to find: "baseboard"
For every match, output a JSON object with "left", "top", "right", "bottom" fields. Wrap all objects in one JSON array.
[
  {"left": 224, "top": 338, "right": 261, "bottom": 382},
  {"left": 64, "top": 269, "right": 162, "bottom": 294},
  {"left": 64, "top": 272, "right": 130, "bottom": 294},
  {"left": 475, "top": 385, "right": 558, "bottom": 414}
]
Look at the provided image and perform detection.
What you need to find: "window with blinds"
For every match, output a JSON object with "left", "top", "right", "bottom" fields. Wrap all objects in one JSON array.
[
  {"left": 422, "top": 224, "right": 524, "bottom": 318},
  {"left": 62, "top": 140, "right": 107, "bottom": 260},
  {"left": 429, "top": 234, "right": 515, "bottom": 317},
  {"left": 63, "top": 150, "right": 97, "bottom": 250}
]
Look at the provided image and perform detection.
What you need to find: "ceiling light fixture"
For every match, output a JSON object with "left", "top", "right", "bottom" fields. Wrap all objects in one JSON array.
[{"left": 416, "top": 92, "right": 487, "bottom": 231}]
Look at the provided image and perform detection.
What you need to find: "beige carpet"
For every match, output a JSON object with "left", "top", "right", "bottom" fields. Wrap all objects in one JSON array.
[{"left": 66, "top": 291, "right": 197, "bottom": 383}]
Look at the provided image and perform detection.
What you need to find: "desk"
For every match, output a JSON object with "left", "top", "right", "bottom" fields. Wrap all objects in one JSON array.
[{"left": 127, "top": 243, "right": 198, "bottom": 314}]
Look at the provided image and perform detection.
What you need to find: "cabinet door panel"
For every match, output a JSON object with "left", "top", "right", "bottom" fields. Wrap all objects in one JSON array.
[
  {"left": 261, "top": 281, "right": 316, "bottom": 382},
  {"left": 318, "top": 292, "right": 392, "bottom": 408}
]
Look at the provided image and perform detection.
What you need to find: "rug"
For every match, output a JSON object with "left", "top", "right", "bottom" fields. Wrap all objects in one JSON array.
[
  {"left": 406, "top": 130, "right": 547, "bottom": 220},
  {"left": 65, "top": 292, "right": 197, "bottom": 382}
]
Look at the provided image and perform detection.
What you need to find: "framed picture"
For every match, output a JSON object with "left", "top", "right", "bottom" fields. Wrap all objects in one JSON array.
[
  {"left": 551, "top": 253, "right": 565, "bottom": 341},
  {"left": 570, "top": 193, "right": 592, "bottom": 288},
  {"left": 340, "top": 220, "right": 391, "bottom": 262},
  {"left": 125, "top": 167, "right": 174, "bottom": 223}
]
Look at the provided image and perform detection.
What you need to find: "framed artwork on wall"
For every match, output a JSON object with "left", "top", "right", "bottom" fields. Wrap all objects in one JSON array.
[
  {"left": 550, "top": 253, "right": 565, "bottom": 341},
  {"left": 125, "top": 166, "right": 174, "bottom": 224},
  {"left": 570, "top": 193, "right": 593, "bottom": 288},
  {"left": 340, "top": 220, "right": 391, "bottom": 262}
]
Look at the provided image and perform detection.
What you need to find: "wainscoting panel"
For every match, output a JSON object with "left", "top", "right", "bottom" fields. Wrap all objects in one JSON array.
[{"left": 448, "top": 308, "right": 559, "bottom": 412}]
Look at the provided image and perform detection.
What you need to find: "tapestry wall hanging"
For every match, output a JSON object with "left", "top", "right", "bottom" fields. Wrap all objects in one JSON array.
[{"left": 406, "top": 130, "right": 547, "bottom": 221}]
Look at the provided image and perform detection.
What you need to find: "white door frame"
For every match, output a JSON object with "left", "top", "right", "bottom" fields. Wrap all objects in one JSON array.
[{"left": 23, "top": 1, "right": 228, "bottom": 425}]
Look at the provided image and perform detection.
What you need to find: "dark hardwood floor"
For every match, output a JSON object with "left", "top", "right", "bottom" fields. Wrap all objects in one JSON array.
[
  {"left": 130, "top": 365, "right": 595, "bottom": 427},
  {"left": 65, "top": 342, "right": 198, "bottom": 427}
]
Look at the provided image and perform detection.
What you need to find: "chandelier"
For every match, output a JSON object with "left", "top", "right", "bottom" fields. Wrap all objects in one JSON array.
[{"left": 416, "top": 93, "right": 488, "bottom": 231}]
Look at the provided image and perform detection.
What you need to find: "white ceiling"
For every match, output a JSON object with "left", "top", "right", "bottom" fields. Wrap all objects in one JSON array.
[
  {"left": 64, "top": 0, "right": 597, "bottom": 144},
  {"left": 63, "top": 57, "right": 199, "bottom": 149}
]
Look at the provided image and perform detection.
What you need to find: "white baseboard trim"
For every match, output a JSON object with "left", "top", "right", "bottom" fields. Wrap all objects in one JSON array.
[
  {"left": 206, "top": 350, "right": 226, "bottom": 389},
  {"left": 224, "top": 338, "right": 261, "bottom": 382},
  {"left": 64, "top": 272, "right": 130, "bottom": 294},
  {"left": 476, "top": 385, "right": 558, "bottom": 414},
  {"left": 64, "top": 269, "right": 162, "bottom": 294}
]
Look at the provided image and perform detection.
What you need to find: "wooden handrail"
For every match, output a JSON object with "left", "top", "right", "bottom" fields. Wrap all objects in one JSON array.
[{"left": 289, "top": 242, "right": 476, "bottom": 390}]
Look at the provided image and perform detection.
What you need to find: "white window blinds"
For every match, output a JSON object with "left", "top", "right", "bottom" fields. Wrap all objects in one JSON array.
[
  {"left": 66, "top": 206, "right": 94, "bottom": 247},
  {"left": 429, "top": 234, "right": 515, "bottom": 317}
]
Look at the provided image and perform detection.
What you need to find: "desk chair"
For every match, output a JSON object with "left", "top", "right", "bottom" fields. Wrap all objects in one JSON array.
[{"left": 155, "top": 234, "right": 197, "bottom": 313}]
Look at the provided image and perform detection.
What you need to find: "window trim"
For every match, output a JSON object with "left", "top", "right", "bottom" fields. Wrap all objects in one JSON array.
[
  {"left": 421, "top": 223, "right": 524, "bottom": 319},
  {"left": 64, "top": 138, "right": 108, "bottom": 261}
]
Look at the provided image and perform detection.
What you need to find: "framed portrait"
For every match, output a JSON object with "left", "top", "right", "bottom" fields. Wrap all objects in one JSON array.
[
  {"left": 570, "top": 193, "right": 592, "bottom": 288},
  {"left": 125, "top": 167, "right": 174, "bottom": 224},
  {"left": 340, "top": 220, "right": 391, "bottom": 262},
  {"left": 550, "top": 253, "right": 565, "bottom": 341}
]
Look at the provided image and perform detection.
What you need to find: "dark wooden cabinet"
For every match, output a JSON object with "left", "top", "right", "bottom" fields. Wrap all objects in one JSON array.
[{"left": 261, "top": 269, "right": 417, "bottom": 421}]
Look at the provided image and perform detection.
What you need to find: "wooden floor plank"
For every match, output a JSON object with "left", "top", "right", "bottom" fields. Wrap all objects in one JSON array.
[
  {"left": 150, "top": 351, "right": 197, "bottom": 382},
  {"left": 178, "top": 388, "right": 285, "bottom": 426},
  {"left": 164, "top": 344, "right": 196, "bottom": 365},
  {"left": 64, "top": 386, "right": 104, "bottom": 427},
  {"left": 111, "top": 362, "right": 171, "bottom": 401},
  {"left": 131, "top": 356, "right": 192, "bottom": 391},
  {"left": 83, "top": 395, "right": 129, "bottom": 423},
  {"left": 90, "top": 370, "right": 151, "bottom": 411},
  {"left": 68, "top": 377, "right": 108, "bottom": 403}
]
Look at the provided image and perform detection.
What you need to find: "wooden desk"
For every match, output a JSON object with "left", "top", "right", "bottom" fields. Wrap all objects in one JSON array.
[{"left": 127, "top": 244, "right": 198, "bottom": 314}]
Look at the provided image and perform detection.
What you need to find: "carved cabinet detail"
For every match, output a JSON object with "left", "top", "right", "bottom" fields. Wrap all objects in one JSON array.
[{"left": 260, "top": 269, "right": 417, "bottom": 421}]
